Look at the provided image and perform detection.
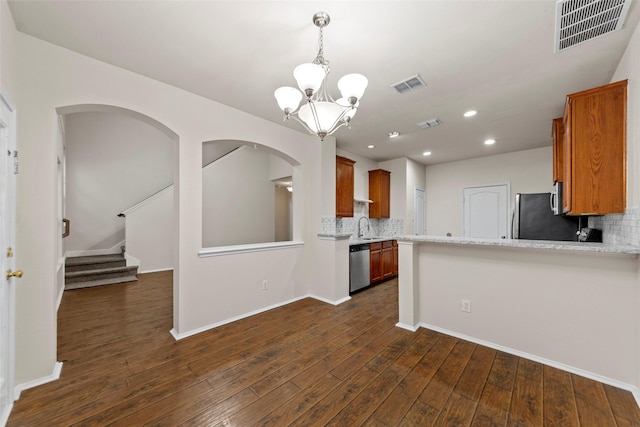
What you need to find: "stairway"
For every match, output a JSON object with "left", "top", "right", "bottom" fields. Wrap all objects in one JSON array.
[{"left": 65, "top": 254, "right": 138, "bottom": 290}]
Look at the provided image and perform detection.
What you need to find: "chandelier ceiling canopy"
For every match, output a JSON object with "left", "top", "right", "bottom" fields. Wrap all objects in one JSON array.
[{"left": 274, "top": 12, "right": 368, "bottom": 141}]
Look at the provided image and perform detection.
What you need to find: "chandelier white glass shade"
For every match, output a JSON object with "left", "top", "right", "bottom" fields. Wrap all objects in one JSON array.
[{"left": 274, "top": 12, "right": 368, "bottom": 141}]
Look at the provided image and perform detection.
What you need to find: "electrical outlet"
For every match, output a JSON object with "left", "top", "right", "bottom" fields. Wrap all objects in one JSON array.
[
  {"left": 462, "top": 299, "right": 471, "bottom": 313},
  {"left": 262, "top": 280, "right": 268, "bottom": 290}
]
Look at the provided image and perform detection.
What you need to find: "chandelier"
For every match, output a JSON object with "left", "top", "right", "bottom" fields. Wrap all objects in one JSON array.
[{"left": 274, "top": 12, "right": 368, "bottom": 141}]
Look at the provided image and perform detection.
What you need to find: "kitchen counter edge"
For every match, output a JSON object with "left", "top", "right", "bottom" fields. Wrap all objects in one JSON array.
[{"left": 394, "top": 235, "right": 640, "bottom": 255}]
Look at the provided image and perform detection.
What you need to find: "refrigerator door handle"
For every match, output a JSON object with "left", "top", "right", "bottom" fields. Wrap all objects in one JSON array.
[
  {"left": 513, "top": 194, "right": 521, "bottom": 239},
  {"left": 550, "top": 192, "right": 556, "bottom": 214}
]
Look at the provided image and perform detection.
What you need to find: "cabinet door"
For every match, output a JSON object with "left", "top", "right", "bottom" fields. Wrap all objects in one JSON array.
[
  {"left": 562, "top": 105, "right": 572, "bottom": 214},
  {"left": 336, "top": 156, "right": 355, "bottom": 217},
  {"left": 392, "top": 240, "right": 398, "bottom": 276},
  {"left": 552, "top": 117, "right": 564, "bottom": 183},
  {"left": 370, "top": 242, "right": 382, "bottom": 283},
  {"left": 382, "top": 241, "right": 393, "bottom": 279},
  {"left": 369, "top": 169, "right": 391, "bottom": 218},
  {"left": 564, "top": 80, "right": 626, "bottom": 215}
]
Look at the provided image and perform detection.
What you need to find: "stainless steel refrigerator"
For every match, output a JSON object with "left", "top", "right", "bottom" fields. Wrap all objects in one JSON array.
[{"left": 513, "top": 193, "right": 581, "bottom": 241}]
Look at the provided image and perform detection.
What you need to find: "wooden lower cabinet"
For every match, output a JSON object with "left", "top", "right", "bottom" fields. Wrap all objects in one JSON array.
[
  {"left": 392, "top": 240, "right": 398, "bottom": 276},
  {"left": 370, "top": 240, "right": 398, "bottom": 284},
  {"left": 370, "top": 242, "right": 382, "bottom": 283}
]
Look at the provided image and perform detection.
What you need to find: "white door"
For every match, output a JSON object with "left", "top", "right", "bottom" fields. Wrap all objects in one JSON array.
[
  {"left": 463, "top": 184, "right": 509, "bottom": 238},
  {"left": 414, "top": 188, "right": 426, "bottom": 235},
  {"left": 0, "top": 92, "right": 17, "bottom": 425}
]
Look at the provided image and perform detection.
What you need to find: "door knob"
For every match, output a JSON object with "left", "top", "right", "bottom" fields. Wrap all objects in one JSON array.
[{"left": 6, "top": 269, "right": 23, "bottom": 280}]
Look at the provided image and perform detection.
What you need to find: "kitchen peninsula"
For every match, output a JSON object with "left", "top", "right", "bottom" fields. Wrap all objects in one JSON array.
[{"left": 396, "top": 235, "right": 640, "bottom": 397}]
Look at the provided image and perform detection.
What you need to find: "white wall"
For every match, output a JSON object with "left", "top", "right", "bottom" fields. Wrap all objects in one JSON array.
[
  {"left": 612, "top": 19, "right": 640, "bottom": 209},
  {"left": 406, "top": 158, "right": 426, "bottom": 235},
  {"left": 424, "top": 146, "right": 552, "bottom": 236},
  {"left": 407, "top": 242, "right": 640, "bottom": 389},
  {"left": 65, "top": 111, "right": 173, "bottom": 252},
  {"left": 1, "top": 0, "right": 17, "bottom": 95},
  {"left": 275, "top": 186, "right": 292, "bottom": 242},
  {"left": 125, "top": 187, "right": 173, "bottom": 273},
  {"left": 202, "top": 146, "right": 275, "bottom": 247},
  {"left": 378, "top": 158, "right": 406, "bottom": 222},
  {"left": 610, "top": 15, "right": 640, "bottom": 395},
  {"left": 10, "top": 25, "right": 329, "bottom": 388},
  {"left": 336, "top": 148, "right": 377, "bottom": 201}
]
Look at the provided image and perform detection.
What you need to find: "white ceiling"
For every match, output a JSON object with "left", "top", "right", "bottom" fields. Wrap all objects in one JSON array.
[{"left": 8, "top": 0, "right": 640, "bottom": 165}]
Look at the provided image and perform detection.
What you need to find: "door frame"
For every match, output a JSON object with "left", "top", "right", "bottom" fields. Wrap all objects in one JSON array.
[
  {"left": 462, "top": 183, "right": 511, "bottom": 239},
  {"left": 414, "top": 187, "right": 426, "bottom": 235},
  {"left": 0, "top": 89, "right": 17, "bottom": 424}
]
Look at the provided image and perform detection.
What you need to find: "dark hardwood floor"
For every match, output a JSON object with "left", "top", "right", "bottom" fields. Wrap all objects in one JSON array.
[{"left": 8, "top": 270, "right": 640, "bottom": 426}]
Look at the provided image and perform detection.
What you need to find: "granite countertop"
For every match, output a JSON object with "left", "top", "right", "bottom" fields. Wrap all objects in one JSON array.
[
  {"left": 349, "top": 236, "right": 396, "bottom": 245},
  {"left": 395, "top": 235, "right": 640, "bottom": 255},
  {"left": 317, "top": 233, "right": 397, "bottom": 245}
]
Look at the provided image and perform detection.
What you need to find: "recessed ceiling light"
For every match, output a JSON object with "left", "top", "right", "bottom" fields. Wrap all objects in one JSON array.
[
  {"left": 422, "top": 151, "right": 432, "bottom": 156},
  {"left": 484, "top": 139, "right": 496, "bottom": 145},
  {"left": 464, "top": 110, "right": 477, "bottom": 117},
  {"left": 367, "top": 145, "right": 375, "bottom": 149},
  {"left": 388, "top": 131, "right": 400, "bottom": 138}
]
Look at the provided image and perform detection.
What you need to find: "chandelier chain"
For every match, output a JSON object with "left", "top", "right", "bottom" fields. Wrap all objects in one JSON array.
[{"left": 314, "top": 26, "right": 329, "bottom": 69}]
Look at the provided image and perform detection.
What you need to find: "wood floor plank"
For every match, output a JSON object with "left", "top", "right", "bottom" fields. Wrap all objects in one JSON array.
[
  {"left": 507, "top": 359, "right": 544, "bottom": 426},
  {"left": 326, "top": 330, "right": 429, "bottom": 426},
  {"left": 8, "top": 272, "right": 640, "bottom": 426},
  {"left": 117, "top": 385, "right": 259, "bottom": 427},
  {"left": 603, "top": 383, "right": 640, "bottom": 426},
  {"left": 399, "top": 400, "right": 441, "bottom": 426},
  {"left": 436, "top": 391, "right": 478, "bottom": 426},
  {"left": 417, "top": 339, "right": 475, "bottom": 411},
  {"left": 572, "top": 374, "right": 618, "bottom": 426},
  {"left": 288, "top": 366, "right": 379, "bottom": 426},
  {"left": 255, "top": 373, "right": 342, "bottom": 426},
  {"left": 543, "top": 365, "right": 580, "bottom": 427},
  {"left": 486, "top": 351, "right": 518, "bottom": 391},
  {"left": 454, "top": 344, "right": 496, "bottom": 401},
  {"left": 365, "top": 331, "right": 452, "bottom": 425},
  {"left": 471, "top": 382, "right": 511, "bottom": 427}
]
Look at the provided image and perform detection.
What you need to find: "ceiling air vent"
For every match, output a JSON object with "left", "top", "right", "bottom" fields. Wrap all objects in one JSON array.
[
  {"left": 391, "top": 74, "right": 427, "bottom": 94},
  {"left": 555, "top": 0, "right": 632, "bottom": 52},
  {"left": 417, "top": 118, "right": 443, "bottom": 129}
]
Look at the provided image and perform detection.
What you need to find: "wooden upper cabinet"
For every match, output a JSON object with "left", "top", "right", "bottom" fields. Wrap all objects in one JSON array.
[
  {"left": 563, "top": 80, "right": 627, "bottom": 216},
  {"left": 336, "top": 155, "right": 355, "bottom": 217},
  {"left": 369, "top": 169, "right": 391, "bottom": 218},
  {"left": 552, "top": 117, "right": 564, "bottom": 183}
]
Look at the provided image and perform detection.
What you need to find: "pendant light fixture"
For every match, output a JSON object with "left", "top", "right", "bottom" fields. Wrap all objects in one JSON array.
[{"left": 274, "top": 12, "right": 368, "bottom": 141}]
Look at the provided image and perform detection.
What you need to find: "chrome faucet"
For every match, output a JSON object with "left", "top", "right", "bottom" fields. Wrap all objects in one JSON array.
[{"left": 357, "top": 216, "right": 371, "bottom": 239}]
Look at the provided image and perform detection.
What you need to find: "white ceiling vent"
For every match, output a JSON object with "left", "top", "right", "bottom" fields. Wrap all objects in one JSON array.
[
  {"left": 417, "top": 118, "right": 443, "bottom": 129},
  {"left": 555, "top": 0, "right": 632, "bottom": 52},
  {"left": 391, "top": 74, "right": 427, "bottom": 94}
]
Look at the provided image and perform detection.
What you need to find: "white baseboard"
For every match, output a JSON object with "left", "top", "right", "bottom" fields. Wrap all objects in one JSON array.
[
  {"left": 14, "top": 361, "right": 63, "bottom": 400},
  {"left": 170, "top": 291, "right": 355, "bottom": 341},
  {"left": 395, "top": 322, "right": 419, "bottom": 332},
  {"left": 0, "top": 403, "right": 13, "bottom": 427},
  {"left": 420, "top": 322, "right": 640, "bottom": 408},
  {"left": 124, "top": 252, "right": 141, "bottom": 268},
  {"left": 170, "top": 295, "right": 310, "bottom": 340},
  {"left": 309, "top": 294, "right": 351, "bottom": 306},
  {"left": 56, "top": 282, "right": 64, "bottom": 311},
  {"left": 139, "top": 267, "right": 173, "bottom": 274}
]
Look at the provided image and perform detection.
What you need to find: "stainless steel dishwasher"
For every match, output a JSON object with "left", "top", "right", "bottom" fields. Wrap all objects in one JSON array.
[{"left": 349, "top": 243, "right": 370, "bottom": 293}]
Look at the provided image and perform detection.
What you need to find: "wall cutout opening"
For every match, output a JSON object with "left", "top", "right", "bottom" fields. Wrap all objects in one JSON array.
[{"left": 202, "top": 140, "right": 295, "bottom": 248}]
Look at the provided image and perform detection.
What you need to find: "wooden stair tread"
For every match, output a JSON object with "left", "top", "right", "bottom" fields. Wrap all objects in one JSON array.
[
  {"left": 65, "top": 254, "right": 126, "bottom": 266},
  {"left": 65, "top": 265, "right": 138, "bottom": 278}
]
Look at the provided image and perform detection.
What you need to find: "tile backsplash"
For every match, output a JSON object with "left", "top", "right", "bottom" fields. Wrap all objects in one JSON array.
[
  {"left": 320, "top": 215, "right": 404, "bottom": 239},
  {"left": 589, "top": 208, "right": 640, "bottom": 246}
]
